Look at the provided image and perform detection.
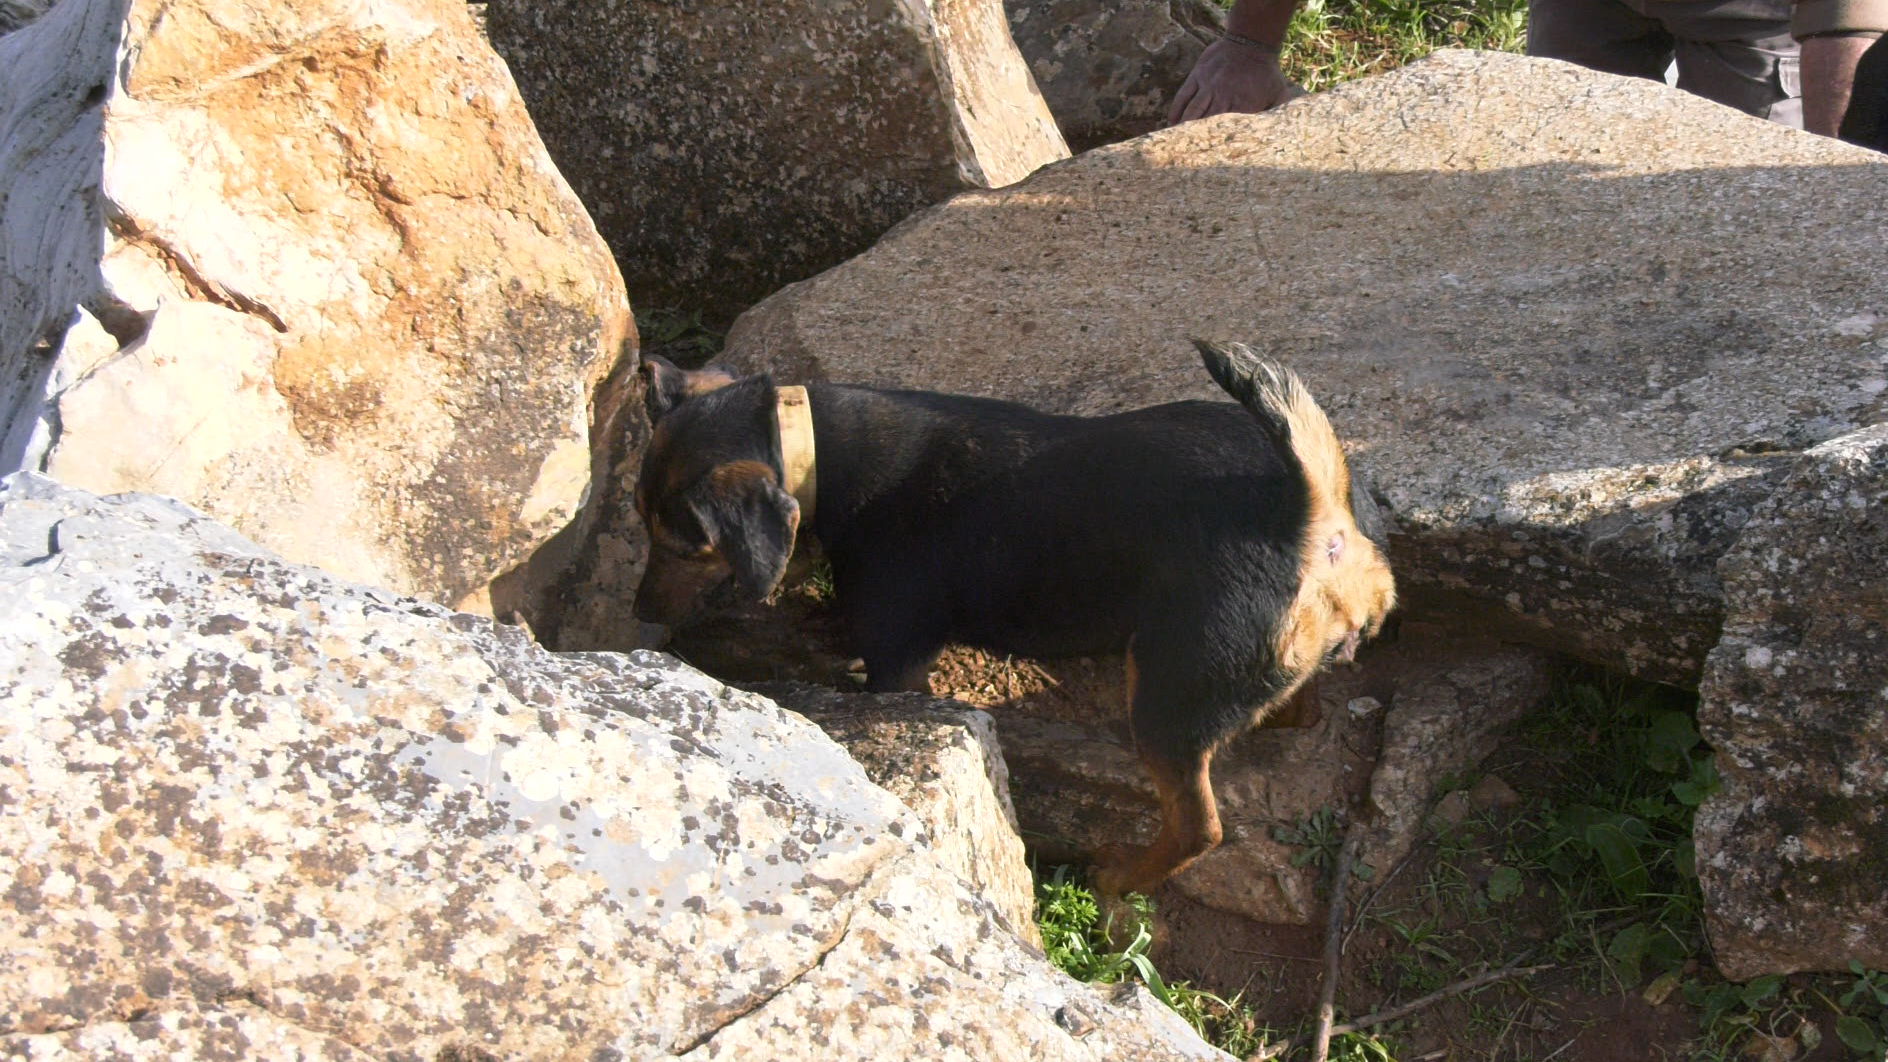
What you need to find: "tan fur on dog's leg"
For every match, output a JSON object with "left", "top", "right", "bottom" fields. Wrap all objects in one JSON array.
[{"left": 1095, "top": 748, "right": 1222, "bottom": 898}]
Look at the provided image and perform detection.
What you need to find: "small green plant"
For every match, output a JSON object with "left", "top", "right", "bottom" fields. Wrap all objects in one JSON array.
[
  {"left": 1328, "top": 1032, "right": 1398, "bottom": 1062},
  {"left": 800, "top": 556, "right": 835, "bottom": 602},
  {"left": 1272, "top": 807, "right": 1372, "bottom": 881},
  {"left": 1518, "top": 675, "right": 1710, "bottom": 988},
  {"left": 1831, "top": 962, "right": 1888, "bottom": 1060},
  {"left": 1683, "top": 965, "right": 1888, "bottom": 1061},
  {"left": 1273, "top": 807, "right": 1344, "bottom": 869},
  {"left": 1036, "top": 864, "right": 1157, "bottom": 983},
  {"left": 1033, "top": 865, "right": 1276, "bottom": 1056}
]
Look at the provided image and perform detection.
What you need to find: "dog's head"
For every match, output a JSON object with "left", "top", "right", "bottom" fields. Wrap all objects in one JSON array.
[{"left": 633, "top": 360, "right": 799, "bottom": 628}]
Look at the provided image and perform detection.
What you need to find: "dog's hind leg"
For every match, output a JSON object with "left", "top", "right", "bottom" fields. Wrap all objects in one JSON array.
[
  {"left": 1093, "top": 745, "right": 1221, "bottom": 899},
  {"left": 1092, "top": 643, "right": 1226, "bottom": 898}
]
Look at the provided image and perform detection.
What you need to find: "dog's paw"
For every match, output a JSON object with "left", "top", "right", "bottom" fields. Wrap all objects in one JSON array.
[{"left": 1091, "top": 842, "right": 1157, "bottom": 901}]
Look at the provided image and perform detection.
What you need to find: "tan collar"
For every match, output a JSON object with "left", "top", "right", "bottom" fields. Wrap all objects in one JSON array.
[{"left": 775, "top": 385, "right": 816, "bottom": 527}]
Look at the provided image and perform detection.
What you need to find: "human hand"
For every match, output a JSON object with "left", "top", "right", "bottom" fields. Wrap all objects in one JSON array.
[{"left": 1168, "top": 36, "right": 1301, "bottom": 124}]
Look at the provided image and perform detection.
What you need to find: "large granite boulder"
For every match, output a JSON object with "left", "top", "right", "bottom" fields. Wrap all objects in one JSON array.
[
  {"left": 488, "top": 0, "right": 1069, "bottom": 325},
  {"left": 0, "top": 0, "right": 633, "bottom": 612},
  {"left": 1696, "top": 425, "right": 1888, "bottom": 979},
  {"left": 0, "top": 473, "right": 1227, "bottom": 1060},
  {"left": 722, "top": 49, "right": 1888, "bottom": 690},
  {"left": 1006, "top": 0, "right": 1223, "bottom": 150},
  {"left": 488, "top": 355, "right": 657, "bottom": 652},
  {"left": 722, "top": 49, "right": 1888, "bottom": 974}
]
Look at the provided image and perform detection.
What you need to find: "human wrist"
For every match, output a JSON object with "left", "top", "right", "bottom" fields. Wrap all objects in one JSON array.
[{"left": 1219, "top": 30, "right": 1283, "bottom": 56}]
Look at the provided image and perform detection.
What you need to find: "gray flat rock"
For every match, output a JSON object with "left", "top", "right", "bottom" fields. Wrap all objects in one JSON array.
[{"left": 724, "top": 49, "right": 1888, "bottom": 687}]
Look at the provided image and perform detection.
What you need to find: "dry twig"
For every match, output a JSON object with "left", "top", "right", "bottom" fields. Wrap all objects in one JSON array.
[
  {"left": 1309, "top": 828, "right": 1363, "bottom": 1062},
  {"left": 1247, "top": 961, "right": 1554, "bottom": 1061}
]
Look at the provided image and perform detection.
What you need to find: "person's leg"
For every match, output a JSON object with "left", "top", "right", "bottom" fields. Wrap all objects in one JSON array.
[
  {"left": 1839, "top": 34, "right": 1888, "bottom": 148},
  {"left": 1658, "top": 0, "right": 1803, "bottom": 125},
  {"left": 1528, "top": 0, "right": 1675, "bottom": 81}
]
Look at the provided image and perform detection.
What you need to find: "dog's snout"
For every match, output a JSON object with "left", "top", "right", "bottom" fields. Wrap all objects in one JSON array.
[{"left": 1333, "top": 629, "right": 1361, "bottom": 664}]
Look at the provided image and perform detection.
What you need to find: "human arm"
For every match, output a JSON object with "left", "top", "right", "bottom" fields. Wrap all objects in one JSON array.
[
  {"left": 1167, "top": 0, "right": 1305, "bottom": 125},
  {"left": 1793, "top": 0, "right": 1888, "bottom": 135},
  {"left": 1802, "top": 34, "right": 1878, "bottom": 135}
]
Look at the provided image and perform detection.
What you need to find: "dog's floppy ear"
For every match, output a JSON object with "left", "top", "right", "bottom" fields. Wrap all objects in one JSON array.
[
  {"left": 688, "top": 460, "right": 800, "bottom": 600},
  {"left": 643, "top": 355, "right": 739, "bottom": 421}
]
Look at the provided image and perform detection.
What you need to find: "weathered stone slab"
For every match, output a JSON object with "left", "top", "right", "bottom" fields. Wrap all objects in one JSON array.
[
  {"left": 488, "top": 0, "right": 1069, "bottom": 324},
  {"left": 0, "top": 0, "right": 632, "bottom": 610},
  {"left": 722, "top": 49, "right": 1888, "bottom": 687},
  {"left": 0, "top": 473, "right": 1227, "bottom": 1061},
  {"left": 1006, "top": 0, "right": 1222, "bottom": 149},
  {"left": 755, "top": 682, "right": 1043, "bottom": 947},
  {"left": 1, "top": 1001, "right": 378, "bottom": 1061},
  {"left": 1355, "top": 636, "right": 1556, "bottom": 882},
  {"left": 1696, "top": 425, "right": 1888, "bottom": 979}
]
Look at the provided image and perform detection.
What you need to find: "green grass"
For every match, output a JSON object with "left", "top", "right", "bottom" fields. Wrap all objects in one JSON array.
[
  {"left": 1212, "top": 0, "right": 1530, "bottom": 93},
  {"left": 1515, "top": 674, "right": 1712, "bottom": 986},
  {"left": 1354, "top": 672, "right": 1713, "bottom": 1029},
  {"left": 1034, "top": 866, "right": 1398, "bottom": 1057},
  {"left": 1684, "top": 963, "right": 1888, "bottom": 1061},
  {"left": 1358, "top": 670, "right": 1888, "bottom": 1060}
]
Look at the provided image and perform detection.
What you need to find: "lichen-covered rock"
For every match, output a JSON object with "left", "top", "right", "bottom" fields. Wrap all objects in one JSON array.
[
  {"left": 722, "top": 49, "right": 1888, "bottom": 687},
  {"left": 1006, "top": 0, "right": 1222, "bottom": 149},
  {"left": 488, "top": 0, "right": 1069, "bottom": 324},
  {"left": 754, "top": 683, "right": 1041, "bottom": 947},
  {"left": 489, "top": 355, "right": 657, "bottom": 653},
  {"left": 1356, "top": 636, "right": 1556, "bottom": 881},
  {"left": 0, "top": 0, "right": 632, "bottom": 611},
  {"left": 0, "top": 473, "right": 1227, "bottom": 1061},
  {"left": 1696, "top": 425, "right": 1888, "bottom": 979},
  {"left": 2, "top": 1001, "right": 378, "bottom": 1061}
]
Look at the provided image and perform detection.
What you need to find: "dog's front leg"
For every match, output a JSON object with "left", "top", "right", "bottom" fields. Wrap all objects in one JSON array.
[
  {"left": 849, "top": 610, "right": 942, "bottom": 692},
  {"left": 837, "top": 561, "right": 948, "bottom": 693}
]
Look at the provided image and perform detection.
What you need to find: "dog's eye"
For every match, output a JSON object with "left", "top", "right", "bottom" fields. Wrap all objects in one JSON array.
[{"left": 1325, "top": 531, "right": 1345, "bottom": 565}]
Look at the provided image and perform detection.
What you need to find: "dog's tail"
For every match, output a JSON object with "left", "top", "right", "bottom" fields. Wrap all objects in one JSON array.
[{"left": 1193, "top": 339, "right": 1349, "bottom": 515}]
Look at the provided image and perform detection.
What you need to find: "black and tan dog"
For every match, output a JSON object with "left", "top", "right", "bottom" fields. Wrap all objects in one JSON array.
[{"left": 634, "top": 341, "right": 1395, "bottom": 896}]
